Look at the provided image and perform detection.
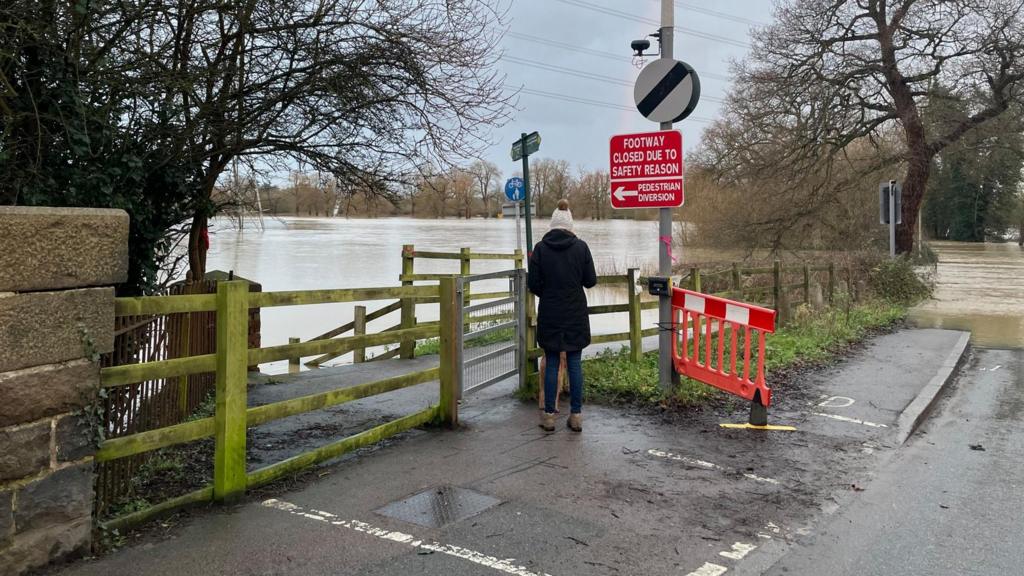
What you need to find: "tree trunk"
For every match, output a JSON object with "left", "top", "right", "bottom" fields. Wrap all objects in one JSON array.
[
  {"left": 897, "top": 150, "right": 932, "bottom": 254},
  {"left": 1019, "top": 201, "right": 1023, "bottom": 246},
  {"left": 187, "top": 212, "right": 209, "bottom": 281}
]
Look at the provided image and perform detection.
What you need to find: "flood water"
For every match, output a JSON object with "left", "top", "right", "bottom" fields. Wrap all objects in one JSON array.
[
  {"left": 910, "top": 241, "right": 1024, "bottom": 349},
  {"left": 206, "top": 216, "right": 664, "bottom": 372}
]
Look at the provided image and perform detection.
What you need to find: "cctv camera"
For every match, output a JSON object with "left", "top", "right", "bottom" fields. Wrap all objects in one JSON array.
[{"left": 631, "top": 39, "right": 651, "bottom": 55}]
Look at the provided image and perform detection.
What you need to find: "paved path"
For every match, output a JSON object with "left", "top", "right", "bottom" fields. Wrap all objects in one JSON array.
[
  {"left": 244, "top": 335, "right": 661, "bottom": 466},
  {"left": 53, "top": 329, "right": 969, "bottom": 576}
]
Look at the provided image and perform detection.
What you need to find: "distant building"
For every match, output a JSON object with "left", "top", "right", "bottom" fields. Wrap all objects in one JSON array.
[{"left": 500, "top": 202, "right": 537, "bottom": 218}]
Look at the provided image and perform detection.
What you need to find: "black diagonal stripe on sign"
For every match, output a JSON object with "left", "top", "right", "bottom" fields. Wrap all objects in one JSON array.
[{"left": 637, "top": 62, "right": 689, "bottom": 118}]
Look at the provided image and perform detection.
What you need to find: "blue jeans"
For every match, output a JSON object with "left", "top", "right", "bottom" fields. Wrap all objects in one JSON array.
[{"left": 545, "top": 350, "right": 583, "bottom": 415}]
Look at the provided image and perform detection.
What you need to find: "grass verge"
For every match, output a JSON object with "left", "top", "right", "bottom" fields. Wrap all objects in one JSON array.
[{"left": 583, "top": 299, "right": 907, "bottom": 408}]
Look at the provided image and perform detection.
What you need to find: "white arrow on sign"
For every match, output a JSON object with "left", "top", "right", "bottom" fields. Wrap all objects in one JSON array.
[{"left": 613, "top": 186, "right": 638, "bottom": 202}]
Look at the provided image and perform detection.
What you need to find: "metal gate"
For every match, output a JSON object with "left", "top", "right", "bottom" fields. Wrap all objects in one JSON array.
[{"left": 456, "top": 269, "right": 526, "bottom": 397}]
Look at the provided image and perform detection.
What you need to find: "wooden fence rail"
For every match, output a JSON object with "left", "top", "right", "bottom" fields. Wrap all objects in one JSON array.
[{"left": 96, "top": 280, "right": 458, "bottom": 532}]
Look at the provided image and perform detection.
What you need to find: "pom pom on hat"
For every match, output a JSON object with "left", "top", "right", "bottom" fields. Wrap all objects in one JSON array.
[{"left": 549, "top": 199, "right": 573, "bottom": 232}]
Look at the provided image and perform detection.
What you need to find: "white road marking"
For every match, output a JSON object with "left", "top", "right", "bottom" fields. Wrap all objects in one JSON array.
[
  {"left": 686, "top": 562, "right": 728, "bottom": 576},
  {"left": 646, "top": 450, "right": 780, "bottom": 485},
  {"left": 262, "top": 499, "right": 554, "bottom": 576},
  {"left": 811, "top": 412, "right": 888, "bottom": 428},
  {"left": 991, "top": 365, "right": 1002, "bottom": 372},
  {"left": 719, "top": 542, "right": 757, "bottom": 560},
  {"left": 817, "top": 396, "right": 855, "bottom": 408}
]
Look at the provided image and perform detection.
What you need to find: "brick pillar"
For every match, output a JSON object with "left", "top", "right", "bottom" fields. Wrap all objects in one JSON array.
[{"left": 0, "top": 207, "right": 128, "bottom": 575}]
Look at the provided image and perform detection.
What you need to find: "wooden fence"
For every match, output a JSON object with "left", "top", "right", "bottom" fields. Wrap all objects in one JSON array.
[
  {"left": 294, "top": 245, "right": 526, "bottom": 368},
  {"left": 96, "top": 279, "right": 260, "bottom": 518},
  {"left": 96, "top": 281, "right": 459, "bottom": 533},
  {"left": 96, "top": 248, "right": 850, "bottom": 530},
  {"left": 294, "top": 247, "right": 850, "bottom": 376}
]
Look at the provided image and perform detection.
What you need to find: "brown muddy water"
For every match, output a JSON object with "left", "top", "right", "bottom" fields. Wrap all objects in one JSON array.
[
  {"left": 910, "top": 241, "right": 1024, "bottom": 349},
  {"left": 206, "top": 217, "right": 666, "bottom": 373}
]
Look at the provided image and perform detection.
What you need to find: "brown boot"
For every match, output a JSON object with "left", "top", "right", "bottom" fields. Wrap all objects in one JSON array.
[
  {"left": 539, "top": 412, "right": 556, "bottom": 432},
  {"left": 567, "top": 413, "right": 582, "bottom": 432}
]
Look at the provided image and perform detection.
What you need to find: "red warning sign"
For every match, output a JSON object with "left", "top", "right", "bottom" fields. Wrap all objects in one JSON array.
[{"left": 609, "top": 130, "right": 684, "bottom": 209}]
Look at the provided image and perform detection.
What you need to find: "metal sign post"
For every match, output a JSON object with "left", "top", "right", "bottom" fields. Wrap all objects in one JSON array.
[
  {"left": 657, "top": 0, "right": 677, "bottom": 393},
  {"left": 879, "top": 180, "right": 902, "bottom": 258},
  {"left": 511, "top": 132, "right": 541, "bottom": 254},
  {"left": 889, "top": 179, "right": 896, "bottom": 259},
  {"left": 515, "top": 201, "right": 522, "bottom": 253},
  {"left": 505, "top": 177, "right": 525, "bottom": 253}
]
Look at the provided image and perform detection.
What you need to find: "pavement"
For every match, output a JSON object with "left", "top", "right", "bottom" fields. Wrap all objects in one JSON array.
[
  {"left": 53, "top": 328, "right": 969, "bottom": 576},
  {"left": 244, "top": 335, "right": 661, "bottom": 468}
]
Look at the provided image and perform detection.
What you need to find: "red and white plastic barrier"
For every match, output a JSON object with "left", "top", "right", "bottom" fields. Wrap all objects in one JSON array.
[{"left": 671, "top": 288, "right": 777, "bottom": 414}]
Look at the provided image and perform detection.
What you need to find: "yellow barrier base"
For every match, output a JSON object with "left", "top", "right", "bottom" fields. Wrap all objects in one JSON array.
[{"left": 720, "top": 423, "right": 797, "bottom": 431}]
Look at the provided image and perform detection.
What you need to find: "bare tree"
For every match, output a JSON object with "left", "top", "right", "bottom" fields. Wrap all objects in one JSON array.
[
  {"left": 531, "top": 159, "right": 572, "bottom": 217},
  {"left": 713, "top": 0, "right": 1024, "bottom": 253},
  {"left": 469, "top": 160, "right": 501, "bottom": 217},
  {"left": 572, "top": 168, "right": 610, "bottom": 220},
  {"left": 88, "top": 0, "right": 513, "bottom": 276},
  {"left": 420, "top": 169, "right": 454, "bottom": 218}
]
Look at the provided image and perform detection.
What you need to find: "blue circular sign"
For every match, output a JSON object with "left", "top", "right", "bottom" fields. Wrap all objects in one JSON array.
[{"left": 505, "top": 177, "right": 524, "bottom": 202}]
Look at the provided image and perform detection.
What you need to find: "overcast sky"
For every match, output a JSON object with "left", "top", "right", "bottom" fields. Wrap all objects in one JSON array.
[{"left": 482, "top": 0, "right": 777, "bottom": 175}]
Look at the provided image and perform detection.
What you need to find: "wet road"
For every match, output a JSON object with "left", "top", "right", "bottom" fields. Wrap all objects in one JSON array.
[{"left": 758, "top": 348, "right": 1024, "bottom": 576}]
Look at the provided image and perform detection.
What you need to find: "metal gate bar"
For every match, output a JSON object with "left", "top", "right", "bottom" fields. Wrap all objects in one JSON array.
[{"left": 456, "top": 269, "right": 526, "bottom": 397}]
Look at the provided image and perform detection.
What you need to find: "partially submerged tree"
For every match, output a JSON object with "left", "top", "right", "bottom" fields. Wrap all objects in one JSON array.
[
  {"left": 923, "top": 101, "right": 1024, "bottom": 241},
  {"left": 709, "top": 0, "right": 1024, "bottom": 253},
  {"left": 468, "top": 160, "right": 501, "bottom": 218}
]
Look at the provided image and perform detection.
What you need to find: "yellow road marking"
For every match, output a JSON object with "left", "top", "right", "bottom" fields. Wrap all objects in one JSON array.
[{"left": 720, "top": 423, "right": 797, "bottom": 431}]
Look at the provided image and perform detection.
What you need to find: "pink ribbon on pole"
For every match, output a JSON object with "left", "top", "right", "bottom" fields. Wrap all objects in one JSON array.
[{"left": 660, "top": 235, "right": 678, "bottom": 264}]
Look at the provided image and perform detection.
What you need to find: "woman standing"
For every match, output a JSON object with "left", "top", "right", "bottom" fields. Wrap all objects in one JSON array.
[{"left": 528, "top": 199, "right": 597, "bottom": 432}]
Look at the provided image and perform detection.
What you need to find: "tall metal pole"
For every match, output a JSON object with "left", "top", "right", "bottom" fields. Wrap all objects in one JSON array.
[
  {"left": 522, "top": 134, "right": 534, "bottom": 255},
  {"left": 515, "top": 199, "right": 523, "bottom": 253},
  {"left": 889, "top": 179, "right": 897, "bottom": 259},
  {"left": 658, "top": 0, "right": 677, "bottom": 392}
]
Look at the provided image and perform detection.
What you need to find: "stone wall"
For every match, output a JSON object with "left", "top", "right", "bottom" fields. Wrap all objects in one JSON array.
[{"left": 0, "top": 207, "right": 128, "bottom": 576}]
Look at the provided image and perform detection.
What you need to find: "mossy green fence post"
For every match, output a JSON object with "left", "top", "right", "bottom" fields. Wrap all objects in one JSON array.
[
  {"left": 354, "top": 305, "right": 367, "bottom": 363},
  {"left": 288, "top": 337, "right": 300, "bottom": 372},
  {"left": 828, "top": 262, "right": 836, "bottom": 305},
  {"left": 460, "top": 247, "right": 471, "bottom": 332},
  {"left": 438, "top": 276, "right": 459, "bottom": 427},
  {"left": 627, "top": 268, "right": 642, "bottom": 362},
  {"left": 400, "top": 244, "right": 415, "bottom": 359},
  {"left": 214, "top": 280, "right": 250, "bottom": 503},
  {"left": 803, "top": 264, "right": 811, "bottom": 304},
  {"left": 772, "top": 260, "right": 782, "bottom": 312},
  {"left": 731, "top": 262, "right": 741, "bottom": 298},
  {"left": 690, "top": 266, "right": 702, "bottom": 293}
]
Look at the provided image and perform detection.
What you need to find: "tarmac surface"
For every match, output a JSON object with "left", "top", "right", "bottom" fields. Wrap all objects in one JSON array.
[
  {"left": 745, "top": 347, "right": 1023, "bottom": 576},
  {"left": 52, "top": 328, "right": 967, "bottom": 576}
]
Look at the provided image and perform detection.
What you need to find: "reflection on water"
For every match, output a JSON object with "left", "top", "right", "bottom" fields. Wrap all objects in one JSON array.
[
  {"left": 910, "top": 241, "right": 1024, "bottom": 348},
  {"left": 206, "top": 217, "right": 665, "bottom": 372}
]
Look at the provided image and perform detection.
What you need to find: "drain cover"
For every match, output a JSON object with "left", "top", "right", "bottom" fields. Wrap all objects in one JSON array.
[{"left": 375, "top": 486, "right": 501, "bottom": 528}]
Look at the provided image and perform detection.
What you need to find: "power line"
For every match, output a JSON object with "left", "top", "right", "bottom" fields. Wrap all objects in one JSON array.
[
  {"left": 504, "top": 31, "right": 734, "bottom": 83},
  {"left": 671, "top": 1, "right": 770, "bottom": 27},
  {"left": 501, "top": 54, "right": 727, "bottom": 104},
  {"left": 552, "top": 0, "right": 751, "bottom": 49},
  {"left": 505, "top": 83, "right": 717, "bottom": 124},
  {"left": 502, "top": 55, "right": 631, "bottom": 87}
]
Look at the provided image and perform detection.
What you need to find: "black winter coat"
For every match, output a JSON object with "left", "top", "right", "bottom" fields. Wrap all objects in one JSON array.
[{"left": 527, "top": 229, "right": 598, "bottom": 352}]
